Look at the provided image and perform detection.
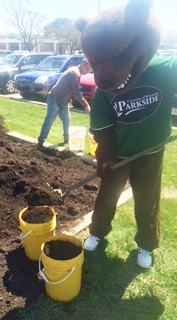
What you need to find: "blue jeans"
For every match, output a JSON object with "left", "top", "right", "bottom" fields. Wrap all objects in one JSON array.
[{"left": 38, "top": 95, "right": 70, "bottom": 143}]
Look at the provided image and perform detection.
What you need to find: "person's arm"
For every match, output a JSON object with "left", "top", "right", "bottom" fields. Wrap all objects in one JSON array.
[
  {"left": 93, "top": 126, "right": 117, "bottom": 177},
  {"left": 90, "top": 89, "right": 117, "bottom": 177},
  {"left": 71, "top": 72, "right": 90, "bottom": 112}
]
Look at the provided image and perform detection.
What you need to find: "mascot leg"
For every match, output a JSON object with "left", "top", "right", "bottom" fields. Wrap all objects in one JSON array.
[
  {"left": 91, "top": 163, "right": 129, "bottom": 237},
  {"left": 130, "top": 150, "right": 164, "bottom": 253},
  {"left": 84, "top": 163, "right": 129, "bottom": 251}
]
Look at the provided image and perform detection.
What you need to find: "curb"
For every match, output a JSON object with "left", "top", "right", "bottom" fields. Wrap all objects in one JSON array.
[{"left": 6, "top": 130, "right": 97, "bottom": 165}]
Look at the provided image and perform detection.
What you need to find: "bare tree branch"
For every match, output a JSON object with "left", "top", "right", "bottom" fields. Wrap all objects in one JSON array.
[
  {"left": 5, "top": 0, "right": 48, "bottom": 51},
  {"left": 44, "top": 18, "right": 81, "bottom": 53}
]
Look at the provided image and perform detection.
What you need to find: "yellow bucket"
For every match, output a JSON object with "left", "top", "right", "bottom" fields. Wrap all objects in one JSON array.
[
  {"left": 39, "top": 235, "right": 84, "bottom": 302},
  {"left": 89, "top": 132, "right": 98, "bottom": 156},
  {"left": 19, "top": 206, "right": 56, "bottom": 261}
]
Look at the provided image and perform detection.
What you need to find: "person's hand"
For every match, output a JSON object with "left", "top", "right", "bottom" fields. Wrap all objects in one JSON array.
[
  {"left": 68, "top": 103, "right": 73, "bottom": 109},
  {"left": 84, "top": 104, "right": 90, "bottom": 113},
  {"left": 97, "top": 161, "right": 114, "bottom": 178}
]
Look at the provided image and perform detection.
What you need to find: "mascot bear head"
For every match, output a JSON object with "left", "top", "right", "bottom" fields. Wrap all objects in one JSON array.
[{"left": 75, "top": 0, "right": 163, "bottom": 95}]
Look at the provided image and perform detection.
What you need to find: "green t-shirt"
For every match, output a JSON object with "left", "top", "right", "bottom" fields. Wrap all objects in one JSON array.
[{"left": 90, "top": 55, "right": 177, "bottom": 157}]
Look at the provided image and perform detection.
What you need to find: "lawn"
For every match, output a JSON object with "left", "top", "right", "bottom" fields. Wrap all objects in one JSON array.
[
  {"left": 0, "top": 96, "right": 90, "bottom": 153},
  {"left": 0, "top": 96, "right": 177, "bottom": 320}
]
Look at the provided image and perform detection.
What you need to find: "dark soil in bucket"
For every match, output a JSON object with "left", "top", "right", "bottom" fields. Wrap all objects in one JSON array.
[
  {"left": 44, "top": 240, "right": 82, "bottom": 260},
  {"left": 22, "top": 206, "right": 54, "bottom": 224}
]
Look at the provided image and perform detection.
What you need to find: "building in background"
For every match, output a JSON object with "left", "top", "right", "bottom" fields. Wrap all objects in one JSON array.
[
  {"left": 0, "top": 35, "right": 70, "bottom": 54},
  {"left": 0, "top": 33, "right": 177, "bottom": 53}
]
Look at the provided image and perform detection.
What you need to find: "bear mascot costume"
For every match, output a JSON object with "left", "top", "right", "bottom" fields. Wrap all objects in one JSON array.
[{"left": 75, "top": 0, "right": 177, "bottom": 268}]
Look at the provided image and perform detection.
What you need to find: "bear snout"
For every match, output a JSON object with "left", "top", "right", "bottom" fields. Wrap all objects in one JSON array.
[{"left": 95, "top": 76, "right": 117, "bottom": 91}]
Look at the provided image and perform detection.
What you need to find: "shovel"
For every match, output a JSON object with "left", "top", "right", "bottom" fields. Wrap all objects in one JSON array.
[{"left": 61, "top": 135, "right": 177, "bottom": 199}]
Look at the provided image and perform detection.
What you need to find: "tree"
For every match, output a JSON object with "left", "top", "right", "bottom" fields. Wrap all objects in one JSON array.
[
  {"left": 44, "top": 18, "right": 81, "bottom": 53},
  {"left": 5, "top": 0, "right": 48, "bottom": 51}
]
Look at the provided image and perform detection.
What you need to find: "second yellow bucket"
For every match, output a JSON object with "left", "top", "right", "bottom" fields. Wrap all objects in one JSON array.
[
  {"left": 89, "top": 132, "right": 98, "bottom": 156},
  {"left": 39, "top": 235, "right": 84, "bottom": 302},
  {"left": 19, "top": 206, "right": 56, "bottom": 261}
]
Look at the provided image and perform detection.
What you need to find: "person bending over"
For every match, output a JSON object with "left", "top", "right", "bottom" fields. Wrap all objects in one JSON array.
[{"left": 37, "top": 58, "right": 91, "bottom": 149}]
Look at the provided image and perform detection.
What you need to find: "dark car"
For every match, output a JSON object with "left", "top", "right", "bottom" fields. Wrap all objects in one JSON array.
[
  {"left": 0, "top": 52, "right": 53, "bottom": 94},
  {"left": 14, "top": 54, "right": 85, "bottom": 100},
  {"left": 0, "top": 50, "right": 12, "bottom": 61}
]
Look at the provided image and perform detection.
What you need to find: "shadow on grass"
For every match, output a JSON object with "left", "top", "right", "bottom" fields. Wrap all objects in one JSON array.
[
  {"left": 76, "top": 240, "right": 164, "bottom": 319},
  {"left": 2, "top": 241, "right": 164, "bottom": 320},
  {"left": 2, "top": 246, "right": 44, "bottom": 320}
]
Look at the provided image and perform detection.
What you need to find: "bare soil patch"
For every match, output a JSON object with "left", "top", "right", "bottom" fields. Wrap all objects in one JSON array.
[{"left": 0, "top": 117, "right": 99, "bottom": 319}]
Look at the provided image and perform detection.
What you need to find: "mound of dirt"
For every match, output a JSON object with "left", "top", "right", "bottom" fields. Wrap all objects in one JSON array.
[{"left": 0, "top": 117, "right": 99, "bottom": 319}]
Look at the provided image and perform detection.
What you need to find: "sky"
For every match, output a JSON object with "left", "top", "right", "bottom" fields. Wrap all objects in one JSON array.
[{"left": 0, "top": 0, "right": 177, "bottom": 33}]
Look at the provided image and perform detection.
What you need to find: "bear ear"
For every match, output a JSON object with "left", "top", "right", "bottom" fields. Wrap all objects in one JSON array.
[
  {"left": 75, "top": 18, "right": 89, "bottom": 32},
  {"left": 126, "top": 0, "right": 154, "bottom": 11},
  {"left": 125, "top": 0, "right": 154, "bottom": 22}
]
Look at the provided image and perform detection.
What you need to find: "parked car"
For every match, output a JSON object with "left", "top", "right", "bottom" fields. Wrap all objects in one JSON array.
[
  {"left": 73, "top": 72, "right": 95, "bottom": 105},
  {"left": 14, "top": 54, "right": 86, "bottom": 101},
  {"left": 0, "top": 50, "right": 12, "bottom": 61},
  {"left": 0, "top": 52, "right": 53, "bottom": 94}
]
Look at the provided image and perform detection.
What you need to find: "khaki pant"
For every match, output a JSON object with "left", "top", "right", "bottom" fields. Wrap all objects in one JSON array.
[{"left": 90, "top": 149, "right": 164, "bottom": 252}]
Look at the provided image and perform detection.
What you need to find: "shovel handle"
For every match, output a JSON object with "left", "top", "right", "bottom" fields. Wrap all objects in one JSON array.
[
  {"left": 110, "top": 135, "right": 177, "bottom": 172},
  {"left": 62, "top": 135, "right": 177, "bottom": 199},
  {"left": 62, "top": 172, "right": 97, "bottom": 199}
]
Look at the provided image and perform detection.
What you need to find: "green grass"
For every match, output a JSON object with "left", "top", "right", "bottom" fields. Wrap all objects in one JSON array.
[
  {"left": 0, "top": 97, "right": 177, "bottom": 320},
  {"left": 0, "top": 97, "right": 90, "bottom": 153}
]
